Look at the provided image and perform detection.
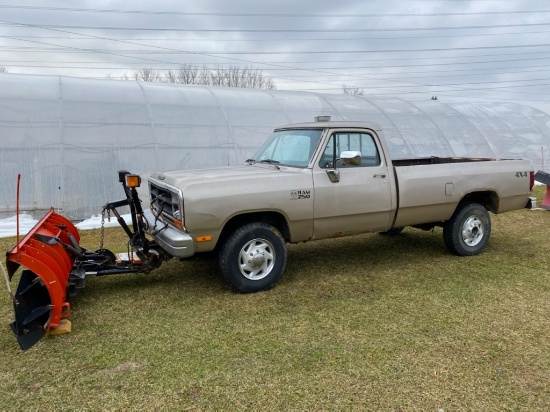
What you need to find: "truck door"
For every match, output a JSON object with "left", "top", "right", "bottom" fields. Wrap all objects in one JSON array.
[{"left": 313, "top": 130, "right": 393, "bottom": 239}]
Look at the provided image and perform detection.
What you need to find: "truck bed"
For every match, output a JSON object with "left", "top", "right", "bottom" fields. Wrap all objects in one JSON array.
[{"left": 390, "top": 157, "right": 531, "bottom": 228}]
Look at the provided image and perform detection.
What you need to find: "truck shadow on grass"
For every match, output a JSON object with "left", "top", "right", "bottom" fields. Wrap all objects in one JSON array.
[
  {"left": 283, "top": 230, "right": 448, "bottom": 282},
  {"left": 79, "top": 229, "right": 449, "bottom": 300}
]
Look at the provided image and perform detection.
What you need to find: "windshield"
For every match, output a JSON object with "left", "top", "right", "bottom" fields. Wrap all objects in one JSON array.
[{"left": 250, "top": 129, "right": 323, "bottom": 168}]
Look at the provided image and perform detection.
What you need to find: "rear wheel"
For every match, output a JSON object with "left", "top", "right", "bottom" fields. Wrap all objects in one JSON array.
[
  {"left": 218, "top": 222, "right": 287, "bottom": 292},
  {"left": 443, "top": 203, "right": 491, "bottom": 256}
]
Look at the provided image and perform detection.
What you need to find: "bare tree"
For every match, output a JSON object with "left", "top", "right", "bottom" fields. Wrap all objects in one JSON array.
[
  {"left": 208, "top": 66, "right": 221, "bottom": 86},
  {"left": 134, "top": 67, "right": 161, "bottom": 82},
  {"left": 222, "top": 66, "right": 276, "bottom": 89},
  {"left": 105, "top": 72, "right": 131, "bottom": 81},
  {"left": 165, "top": 69, "right": 177, "bottom": 83},
  {"left": 165, "top": 64, "right": 199, "bottom": 84},
  {"left": 106, "top": 65, "right": 276, "bottom": 89},
  {"left": 343, "top": 85, "right": 364, "bottom": 96},
  {"left": 133, "top": 64, "right": 276, "bottom": 89}
]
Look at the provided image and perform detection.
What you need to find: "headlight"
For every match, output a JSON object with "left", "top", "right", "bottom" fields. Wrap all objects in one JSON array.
[{"left": 171, "top": 195, "right": 182, "bottom": 219}]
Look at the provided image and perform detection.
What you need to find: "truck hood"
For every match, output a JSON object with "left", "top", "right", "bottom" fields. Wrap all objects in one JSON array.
[
  {"left": 150, "top": 164, "right": 302, "bottom": 189},
  {"left": 148, "top": 164, "right": 314, "bottom": 239}
]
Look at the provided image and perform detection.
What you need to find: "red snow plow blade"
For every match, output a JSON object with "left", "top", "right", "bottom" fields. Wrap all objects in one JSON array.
[{"left": 6, "top": 209, "right": 78, "bottom": 350}]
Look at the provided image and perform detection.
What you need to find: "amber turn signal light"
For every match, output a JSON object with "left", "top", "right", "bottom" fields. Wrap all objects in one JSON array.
[{"left": 125, "top": 174, "right": 141, "bottom": 188}]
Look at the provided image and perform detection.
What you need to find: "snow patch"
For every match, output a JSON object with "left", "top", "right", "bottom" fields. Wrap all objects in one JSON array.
[
  {"left": 75, "top": 214, "right": 133, "bottom": 230},
  {"left": 0, "top": 214, "right": 39, "bottom": 238},
  {"left": 0, "top": 213, "right": 133, "bottom": 238}
]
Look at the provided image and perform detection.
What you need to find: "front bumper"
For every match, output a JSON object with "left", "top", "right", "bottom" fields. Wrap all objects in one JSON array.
[{"left": 143, "top": 209, "right": 195, "bottom": 258}]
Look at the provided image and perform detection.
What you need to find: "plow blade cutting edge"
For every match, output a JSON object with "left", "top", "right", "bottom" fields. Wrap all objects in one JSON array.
[{"left": 6, "top": 209, "right": 78, "bottom": 350}]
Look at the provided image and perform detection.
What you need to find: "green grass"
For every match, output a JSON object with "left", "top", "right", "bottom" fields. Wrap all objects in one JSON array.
[{"left": 0, "top": 187, "right": 549, "bottom": 410}]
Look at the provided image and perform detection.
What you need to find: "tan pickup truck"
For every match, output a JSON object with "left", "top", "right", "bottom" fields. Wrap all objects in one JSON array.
[{"left": 143, "top": 120, "right": 534, "bottom": 292}]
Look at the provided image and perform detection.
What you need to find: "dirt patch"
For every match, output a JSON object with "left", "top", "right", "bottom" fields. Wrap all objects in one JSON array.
[{"left": 96, "top": 362, "right": 142, "bottom": 376}]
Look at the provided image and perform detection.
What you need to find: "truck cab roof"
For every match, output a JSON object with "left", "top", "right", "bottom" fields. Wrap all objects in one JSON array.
[{"left": 275, "top": 121, "right": 383, "bottom": 132}]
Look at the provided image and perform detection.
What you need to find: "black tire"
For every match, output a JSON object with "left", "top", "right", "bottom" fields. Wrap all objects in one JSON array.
[
  {"left": 218, "top": 222, "right": 287, "bottom": 293},
  {"left": 443, "top": 202, "right": 491, "bottom": 256}
]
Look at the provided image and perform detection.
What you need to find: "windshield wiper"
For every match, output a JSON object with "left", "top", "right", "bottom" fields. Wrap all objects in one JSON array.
[{"left": 259, "top": 159, "right": 280, "bottom": 169}]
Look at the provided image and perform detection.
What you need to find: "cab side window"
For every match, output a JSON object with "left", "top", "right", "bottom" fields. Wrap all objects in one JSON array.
[{"left": 319, "top": 132, "right": 381, "bottom": 168}]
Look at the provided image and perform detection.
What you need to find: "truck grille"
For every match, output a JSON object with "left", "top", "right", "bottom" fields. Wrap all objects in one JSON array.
[{"left": 148, "top": 181, "right": 183, "bottom": 225}]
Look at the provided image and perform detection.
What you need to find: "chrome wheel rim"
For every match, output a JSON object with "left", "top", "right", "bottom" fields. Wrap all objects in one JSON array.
[
  {"left": 239, "top": 238, "right": 275, "bottom": 280},
  {"left": 462, "top": 216, "right": 484, "bottom": 247}
]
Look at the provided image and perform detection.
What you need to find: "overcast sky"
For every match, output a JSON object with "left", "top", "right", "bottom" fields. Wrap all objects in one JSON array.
[{"left": 2, "top": 0, "right": 550, "bottom": 111}]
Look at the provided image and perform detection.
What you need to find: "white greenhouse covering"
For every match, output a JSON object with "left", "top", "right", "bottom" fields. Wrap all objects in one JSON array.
[{"left": 1, "top": 73, "right": 549, "bottom": 220}]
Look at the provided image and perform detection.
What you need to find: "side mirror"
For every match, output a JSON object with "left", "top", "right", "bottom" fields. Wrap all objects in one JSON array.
[
  {"left": 325, "top": 151, "right": 362, "bottom": 183},
  {"left": 326, "top": 169, "right": 340, "bottom": 183}
]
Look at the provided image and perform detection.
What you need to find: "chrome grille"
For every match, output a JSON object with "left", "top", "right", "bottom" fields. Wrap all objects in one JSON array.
[{"left": 148, "top": 181, "right": 183, "bottom": 224}]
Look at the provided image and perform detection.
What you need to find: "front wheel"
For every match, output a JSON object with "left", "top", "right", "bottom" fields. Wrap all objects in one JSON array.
[
  {"left": 443, "top": 202, "right": 491, "bottom": 256},
  {"left": 218, "top": 222, "right": 287, "bottom": 292}
]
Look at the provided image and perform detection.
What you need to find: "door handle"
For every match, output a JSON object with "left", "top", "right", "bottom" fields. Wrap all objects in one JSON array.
[{"left": 373, "top": 173, "right": 386, "bottom": 178}]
